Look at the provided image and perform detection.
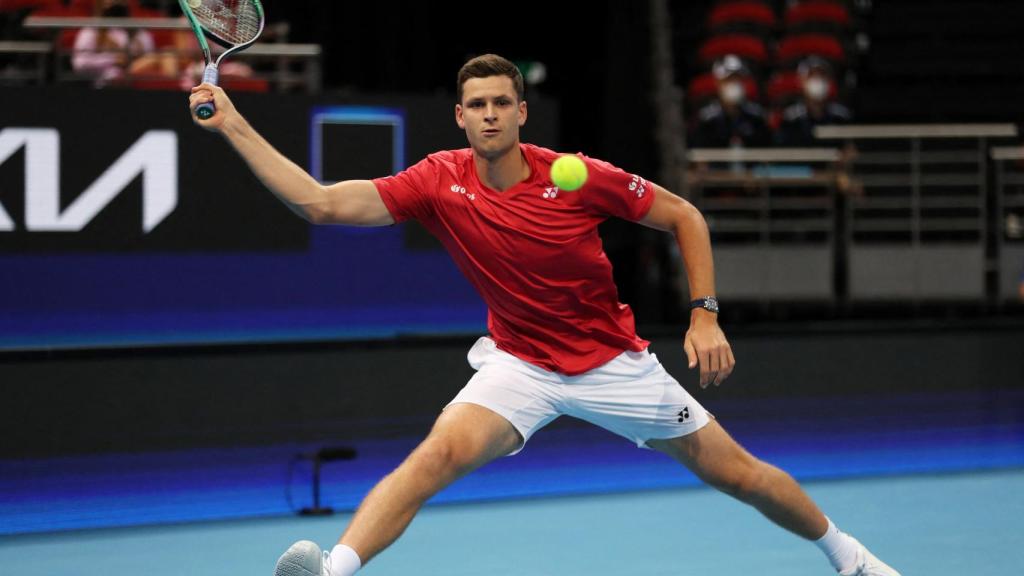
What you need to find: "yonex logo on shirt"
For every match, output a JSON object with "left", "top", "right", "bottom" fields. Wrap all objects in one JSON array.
[
  {"left": 628, "top": 175, "right": 647, "bottom": 199},
  {"left": 542, "top": 187, "right": 559, "bottom": 199},
  {"left": 450, "top": 183, "right": 475, "bottom": 201}
]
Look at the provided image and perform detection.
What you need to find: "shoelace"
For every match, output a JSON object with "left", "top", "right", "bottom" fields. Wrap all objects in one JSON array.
[{"left": 321, "top": 550, "right": 333, "bottom": 576}]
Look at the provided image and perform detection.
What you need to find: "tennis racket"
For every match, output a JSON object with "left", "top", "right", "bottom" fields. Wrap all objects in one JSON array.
[{"left": 178, "top": 0, "right": 265, "bottom": 120}]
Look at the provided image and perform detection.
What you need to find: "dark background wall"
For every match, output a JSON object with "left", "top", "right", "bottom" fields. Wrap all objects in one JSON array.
[{"left": 3, "top": 322, "right": 1021, "bottom": 459}]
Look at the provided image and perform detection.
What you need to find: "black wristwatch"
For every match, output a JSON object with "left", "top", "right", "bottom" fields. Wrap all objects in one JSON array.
[{"left": 689, "top": 296, "right": 719, "bottom": 313}]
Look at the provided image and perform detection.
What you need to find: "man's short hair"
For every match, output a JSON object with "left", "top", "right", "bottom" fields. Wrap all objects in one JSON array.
[{"left": 457, "top": 54, "right": 525, "bottom": 103}]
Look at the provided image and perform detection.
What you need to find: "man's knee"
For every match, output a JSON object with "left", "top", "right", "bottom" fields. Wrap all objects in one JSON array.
[
  {"left": 662, "top": 422, "right": 772, "bottom": 499},
  {"left": 705, "top": 460, "right": 766, "bottom": 502},
  {"left": 405, "top": 434, "right": 482, "bottom": 480}
]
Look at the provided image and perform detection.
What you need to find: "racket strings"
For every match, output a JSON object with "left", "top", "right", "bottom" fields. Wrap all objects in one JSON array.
[{"left": 193, "top": 0, "right": 262, "bottom": 45}]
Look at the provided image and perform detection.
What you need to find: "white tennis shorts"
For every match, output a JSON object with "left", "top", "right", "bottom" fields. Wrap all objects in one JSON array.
[{"left": 447, "top": 336, "right": 711, "bottom": 454}]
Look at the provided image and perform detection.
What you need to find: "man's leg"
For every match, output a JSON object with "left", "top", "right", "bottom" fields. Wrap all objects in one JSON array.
[
  {"left": 339, "top": 402, "right": 523, "bottom": 562},
  {"left": 647, "top": 419, "right": 900, "bottom": 574},
  {"left": 647, "top": 418, "right": 826, "bottom": 539},
  {"left": 276, "top": 402, "right": 522, "bottom": 576}
]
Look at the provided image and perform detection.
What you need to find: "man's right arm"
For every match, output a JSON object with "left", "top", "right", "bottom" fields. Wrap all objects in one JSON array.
[{"left": 188, "top": 83, "right": 394, "bottom": 227}]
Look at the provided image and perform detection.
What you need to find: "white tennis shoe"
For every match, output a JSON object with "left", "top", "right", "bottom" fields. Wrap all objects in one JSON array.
[
  {"left": 839, "top": 537, "right": 901, "bottom": 576},
  {"left": 274, "top": 540, "right": 333, "bottom": 576}
]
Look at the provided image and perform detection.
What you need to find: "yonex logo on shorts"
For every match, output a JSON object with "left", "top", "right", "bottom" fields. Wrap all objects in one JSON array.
[{"left": 677, "top": 407, "right": 691, "bottom": 423}]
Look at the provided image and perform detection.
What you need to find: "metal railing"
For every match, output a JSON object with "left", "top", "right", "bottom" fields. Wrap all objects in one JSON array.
[
  {"left": 687, "top": 124, "right": 1021, "bottom": 305},
  {"left": 0, "top": 41, "right": 52, "bottom": 85},
  {"left": 818, "top": 123, "right": 1016, "bottom": 301},
  {"left": 687, "top": 148, "right": 842, "bottom": 301},
  {"left": 991, "top": 146, "right": 1024, "bottom": 302}
]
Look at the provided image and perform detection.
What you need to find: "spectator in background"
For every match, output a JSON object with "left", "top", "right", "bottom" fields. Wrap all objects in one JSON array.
[
  {"left": 777, "top": 56, "right": 852, "bottom": 147},
  {"left": 72, "top": 0, "right": 156, "bottom": 86},
  {"left": 691, "top": 55, "right": 771, "bottom": 149}
]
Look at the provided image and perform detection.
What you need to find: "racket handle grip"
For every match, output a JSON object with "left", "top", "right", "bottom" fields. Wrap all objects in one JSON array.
[{"left": 196, "top": 64, "right": 220, "bottom": 120}]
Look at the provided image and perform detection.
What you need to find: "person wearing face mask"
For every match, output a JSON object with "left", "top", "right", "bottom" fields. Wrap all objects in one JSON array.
[
  {"left": 72, "top": 0, "right": 156, "bottom": 87},
  {"left": 777, "top": 56, "right": 852, "bottom": 147},
  {"left": 692, "top": 55, "right": 771, "bottom": 149}
]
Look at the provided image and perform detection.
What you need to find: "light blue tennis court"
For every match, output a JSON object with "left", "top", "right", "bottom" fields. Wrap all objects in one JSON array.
[
  {"left": 2, "top": 470, "right": 1022, "bottom": 575},
  {"left": 2, "top": 389, "right": 1023, "bottom": 575}
]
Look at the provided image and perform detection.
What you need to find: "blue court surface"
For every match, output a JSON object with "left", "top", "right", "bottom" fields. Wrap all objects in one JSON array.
[{"left": 2, "top": 389, "right": 1023, "bottom": 575}]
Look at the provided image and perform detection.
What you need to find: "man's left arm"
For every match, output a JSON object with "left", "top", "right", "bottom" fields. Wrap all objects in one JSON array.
[{"left": 639, "top": 184, "right": 735, "bottom": 388}]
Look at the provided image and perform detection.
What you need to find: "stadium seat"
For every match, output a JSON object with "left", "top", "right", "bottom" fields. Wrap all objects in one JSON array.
[
  {"left": 784, "top": 1, "right": 851, "bottom": 33},
  {"left": 28, "top": 1, "right": 91, "bottom": 51},
  {"left": 698, "top": 34, "right": 769, "bottom": 68},
  {"left": 0, "top": 0, "right": 59, "bottom": 12},
  {"left": 222, "top": 76, "right": 269, "bottom": 92},
  {"left": 707, "top": 1, "right": 776, "bottom": 36},
  {"left": 128, "top": 75, "right": 268, "bottom": 92},
  {"left": 776, "top": 33, "right": 845, "bottom": 67}
]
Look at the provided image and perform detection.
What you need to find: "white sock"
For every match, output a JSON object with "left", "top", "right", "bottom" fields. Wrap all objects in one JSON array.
[
  {"left": 814, "top": 517, "right": 859, "bottom": 573},
  {"left": 328, "top": 544, "right": 362, "bottom": 576}
]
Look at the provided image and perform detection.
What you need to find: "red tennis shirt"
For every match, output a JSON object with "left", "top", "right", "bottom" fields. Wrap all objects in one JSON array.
[{"left": 373, "top": 143, "right": 655, "bottom": 375}]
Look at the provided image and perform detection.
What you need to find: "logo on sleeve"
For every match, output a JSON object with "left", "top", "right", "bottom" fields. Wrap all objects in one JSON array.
[
  {"left": 542, "top": 187, "right": 559, "bottom": 199},
  {"left": 450, "top": 183, "right": 475, "bottom": 201},
  {"left": 627, "top": 176, "right": 647, "bottom": 199}
]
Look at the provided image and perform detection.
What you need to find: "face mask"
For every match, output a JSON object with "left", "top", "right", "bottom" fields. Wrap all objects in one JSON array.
[
  {"left": 805, "top": 77, "right": 829, "bottom": 101},
  {"left": 720, "top": 81, "right": 745, "bottom": 105}
]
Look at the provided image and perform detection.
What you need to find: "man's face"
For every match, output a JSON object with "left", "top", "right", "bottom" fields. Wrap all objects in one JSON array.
[{"left": 456, "top": 76, "right": 527, "bottom": 160}]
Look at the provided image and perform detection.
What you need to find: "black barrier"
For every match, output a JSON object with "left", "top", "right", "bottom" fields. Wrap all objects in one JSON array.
[{"left": 2, "top": 321, "right": 1022, "bottom": 458}]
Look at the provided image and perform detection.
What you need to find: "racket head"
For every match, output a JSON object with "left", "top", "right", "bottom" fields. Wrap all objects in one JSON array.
[{"left": 186, "top": 0, "right": 265, "bottom": 56}]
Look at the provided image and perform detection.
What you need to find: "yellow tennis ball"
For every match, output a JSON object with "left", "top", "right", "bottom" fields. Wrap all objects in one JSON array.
[
  {"left": 188, "top": 0, "right": 201, "bottom": 8},
  {"left": 550, "top": 154, "right": 588, "bottom": 191}
]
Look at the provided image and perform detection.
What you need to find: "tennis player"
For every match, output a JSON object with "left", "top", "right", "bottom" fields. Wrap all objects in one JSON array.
[{"left": 189, "top": 54, "right": 900, "bottom": 576}]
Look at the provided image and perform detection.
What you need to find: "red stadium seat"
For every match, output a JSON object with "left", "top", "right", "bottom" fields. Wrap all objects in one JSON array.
[
  {"left": 32, "top": 1, "right": 168, "bottom": 51},
  {"left": 707, "top": 1, "right": 776, "bottom": 34},
  {"left": 0, "top": 0, "right": 59, "bottom": 12},
  {"left": 28, "top": 2, "right": 91, "bottom": 50},
  {"left": 765, "top": 71, "right": 803, "bottom": 106},
  {"left": 776, "top": 34, "right": 845, "bottom": 66},
  {"left": 127, "top": 75, "right": 268, "bottom": 93},
  {"left": 222, "top": 76, "right": 269, "bottom": 92},
  {"left": 698, "top": 34, "right": 769, "bottom": 66},
  {"left": 785, "top": 1, "right": 851, "bottom": 31},
  {"left": 125, "top": 76, "right": 182, "bottom": 91},
  {"left": 688, "top": 73, "right": 720, "bottom": 107},
  {"left": 132, "top": 6, "right": 177, "bottom": 49}
]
